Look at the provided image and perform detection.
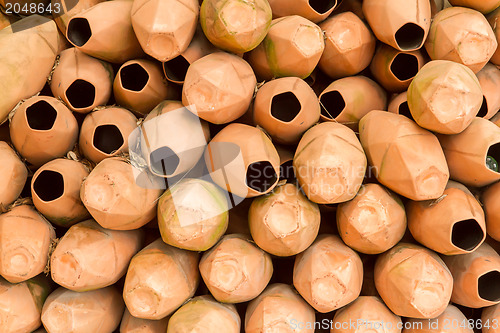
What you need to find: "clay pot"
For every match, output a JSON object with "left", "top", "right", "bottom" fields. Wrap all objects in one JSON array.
[
  {"left": 370, "top": 44, "right": 425, "bottom": 93},
  {"left": 66, "top": 0, "right": 145, "bottom": 63},
  {"left": 0, "top": 205, "right": 55, "bottom": 283},
  {"left": 438, "top": 117, "right": 500, "bottom": 187},
  {"left": 477, "top": 63, "right": 500, "bottom": 119},
  {"left": 318, "top": 76, "right": 387, "bottom": 129},
  {"left": 199, "top": 234, "right": 273, "bottom": 303},
  {"left": 167, "top": 296, "right": 240, "bottom": 333},
  {"left": 31, "top": 158, "right": 90, "bottom": 227},
  {"left": 0, "top": 142, "right": 27, "bottom": 209},
  {"left": 123, "top": 238, "right": 199, "bottom": 320},
  {"left": 248, "top": 16, "right": 324, "bottom": 80},
  {"left": 488, "top": 8, "right": 500, "bottom": 66},
  {"left": 482, "top": 304, "right": 500, "bottom": 333},
  {"left": 375, "top": 243, "right": 453, "bottom": 318},
  {"left": 407, "top": 180, "right": 486, "bottom": 255},
  {"left": 10, "top": 96, "right": 78, "bottom": 167},
  {"left": 484, "top": 181, "right": 500, "bottom": 241},
  {"left": 120, "top": 309, "right": 170, "bottom": 333},
  {"left": 403, "top": 305, "right": 473, "bottom": 333},
  {"left": 359, "top": 111, "right": 449, "bottom": 201},
  {"left": 204, "top": 123, "right": 280, "bottom": 198},
  {"left": 443, "top": 242, "right": 500, "bottom": 308},
  {"left": 293, "top": 235, "right": 363, "bottom": 313},
  {"left": 387, "top": 91, "right": 414, "bottom": 121},
  {"left": 294, "top": 122, "right": 367, "bottom": 204},
  {"left": 253, "top": 77, "right": 320, "bottom": 144},
  {"left": 319, "top": 12, "right": 376, "bottom": 79},
  {"left": 363, "top": 0, "right": 431, "bottom": 51},
  {"left": 267, "top": 0, "right": 339, "bottom": 23},
  {"left": 80, "top": 157, "right": 163, "bottom": 230},
  {"left": 41, "top": 286, "right": 124, "bottom": 333},
  {"left": 79, "top": 107, "right": 137, "bottom": 164},
  {"left": 249, "top": 183, "right": 320, "bottom": 257},
  {"left": 50, "top": 47, "right": 113, "bottom": 114},
  {"left": 245, "top": 283, "right": 316, "bottom": 333},
  {"left": 337, "top": 183, "right": 407, "bottom": 255},
  {"left": 114, "top": 59, "right": 171, "bottom": 116},
  {"left": 448, "top": 0, "right": 500, "bottom": 13},
  {"left": 51, "top": 0, "right": 106, "bottom": 33},
  {"left": 426, "top": 7, "right": 497, "bottom": 73},
  {"left": 200, "top": 0, "right": 271, "bottom": 53},
  {"left": 182, "top": 52, "right": 256, "bottom": 124},
  {"left": 0, "top": 15, "right": 62, "bottom": 123},
  {"left": 157, "top": 178, "right": 228, "bottom": 251}
]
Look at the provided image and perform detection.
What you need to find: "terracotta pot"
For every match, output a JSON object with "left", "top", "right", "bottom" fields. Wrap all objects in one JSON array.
[
  {"left": 488, "top": 8, "right": 500, "bottom": 66},
  {"left": 477, "top": 63, "right": 500, "bottom": 119},
  {"left": 293, "top": 234, "right": 363, "bottom": 313},
  {"left": 80, "top": 157, "right": 163, "bottom": 230},
  {"left": 375, "top": 243, "right": 453, "bottom": 318},
  {"left": 0, "top": 205, "right": 55, "bottom": 283},
  {"left": 248, "top": 16, "right": 324, "bottom": 80},
  {"left": 114, "top": 59, "right": 171, "bottom": 116},
  {"left": 403, "top": 305, "right": 473, "bottom": 333},
  {"left": 407, "top": 180, "right": 486, "bottom": 255},
  {"left": 438, "top": 117, "right": 500, "bottom": 187},
  {"left": 249, "top": 183, "right": 320, "bottom": 257},
  {"left": 52, "top": 0, "right": 106, "bottom": 33},
  {"left": 426, "top": 7, "right": 497, "bottom": 73},
  {"left": 66, "top": 0, "right": 145, "bottom": 63},
  {"left": 331, "top": 296, "right": 402, "bottom": 333},
  {"left": 157, "top": 178, "right": 228, "bottom": 251},
  {"left": 245, "top": 283, "right": 316, "bottom": 333},
  {"left": 166, "top": 295, "right": 240, "bottom": 333},
  {"left": 484, "top": 181, "right": 500, "bottom": 241},
  {"left": 31, "top": 158, "right": 90, "bottom": 227},
  {"left": 359, "top": 111, "right": 449, "bottom": 201},
  {"left": 123, "top": 238, "right": 199, "bottom": 320},
  {"left": 337, "top": 183, "right": 407, "bottom": 255},
  {"left": 294, "top": 122, "right": 367, "bottom": 204},
  {"left": 319, "top": 12, "right": 376, "bottom": 79},
  {"left": 443, "top": 242, "right": 500, "bottom": 308},
  {"left": 204, "top": 123, "right": 280, "bottom": 198},
  {"left": 41, "top": 286, "right": 124, "bottom": 333},
  {"left": 182, "top": 52, "right": 256, "bottom": 124},
  {"left": 267, "top": 0, "right": 339, "bottom": 23},
  {"left": 448, "top": 0, "right": 500, "bottom": 15},
  {"left": 482, "top": 304, "right": 500, "bottom": 333},
  {"left": 0, "top": 142, "right": 27, "bottom": 209},
  {"left": 387, "top": 91, "right": 414, "bottom": 121},
  {"left": 10, "top": 96, "right": 78, "bottom": 167},
  {"left": 120, "top": 308, "right": 170, "bottom": 333},
  {"left": 363, "top": 0, "right": 431, "bottom": 51},
  {"left": 253, "top": 77, "right": 320, "bottom": 144},
  {"left": 318, "top": 76, "right": 387, "bottom": 129},
  {"left": 0, "top": 15, "right": 62, "bottom": 124},
  {"left": 199, "top": 234, "right": 273, "bottom": 303},
  {"left": 200, "top": 0, "right": 271, "bottom": 53},
  {"left": 79, "top": 107, "right": 137, "bottom": 164}
]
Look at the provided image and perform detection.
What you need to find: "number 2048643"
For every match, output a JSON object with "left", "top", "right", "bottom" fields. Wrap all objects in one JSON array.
[{"left": 4, "top": 2, "right": 61, "bottom": 15}]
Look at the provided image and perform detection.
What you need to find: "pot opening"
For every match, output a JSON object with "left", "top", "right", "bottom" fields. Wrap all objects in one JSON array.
[
  {"left": 66, "top": 79, "right": 96, "bottom": 109},
  {"left": 246, "top": 161, "right": 277, "bottom": 193},
  {"left": 395, "top": 23, "right": 425, "bottom": 51},
  {"left": 486, "top": 143, "right": 500, "bottom": 172},
  {"left": 26, "top": 101, "right": 57, "bottom": 130},
  {"left": 33, "top": 170, "right": 64, "bottom": 202},
  {"left": 477, "top": 96, "right": 488, "bottom": 118},
  {"left": 478, "top": 271, "right": 500, "bottom": 302},
  {"left": 163, "top": 56, "right": 190, "bottom": 82},
  {"left": 451, "top": 219, "right": 484, "bottom": 251},
  {"left": 398, "top": 101, "right": 414, "bottom": 120},
  {"left": 320, "top": 90, "right": 345, "bottom": 119},
  {"left": 280, "top": 160, "right": 296, "bottom": 182},
  {"left": 120, "top": 63, "right": 149, "bottom": 92},
  {"left": 391, "top": 53, "right": 419, "bottom": 81},
  {"left": 271, "top": 92, "right": 301, "bottom": 122},
  {"left": 93, "top": 125, "right": 124, "bottom": 154},
  {"left": 67, "top": 18, "right": 92, "bottom": 47},
  {"left": 149, "top": 146, "right": 179, "bottom": 176},
  {"left": 308, "top": 0, "right": 337, "bottom": 14}
]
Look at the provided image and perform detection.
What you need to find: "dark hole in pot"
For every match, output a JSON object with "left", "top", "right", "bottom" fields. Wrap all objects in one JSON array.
[
  {"left": 246, "top": 161, "right": 277, "bottom": 193},
  {"left": 308, "top": 0, "right": 337, "bottom": 14},
  {"left": 478, "top": 271, "right": 500, "bottom": 302},
  {"left": 395, "top": 23, "right": 425, "bottom": 51},
  {"left": 477, "top": 96, "right": 488, "bottom": 118},
  {"left": 67, "top": 18, "right": 92, "bottom": 47},
  {"left": 33, "top": 170, "right": 64, "bottom": 202},
  {"left": 320, "top": 90, "right": 345, "bottom": 119},
  {"left": 279, "top": 160, "right": 296, "bottom": 182},
  {"left": 271, "top": 92, "right": 301, "bottom": 122},
  {"left": 93, "top": 125, "right": 124, "bottom": 154},
  {"left": 120, "top": 63, "right": 149, "bottom": 91},
  {"left": 451, "top": 219, "right": 484, "bottom": 251},
  {"left": 66, "top": 79, "right": 96, "bottom": 109},
  {"left": 487, "top": 143, "right": 500, "bottom": 172},
  {"left": 398, "top": 101, "right": 414, "bottom": 120},
  {"left": 149, "top": 146, "right": 180, "bottom": 176},
  {"left": 391, "top": 53, "right": 419, "bottom": 81},
  {"left": 26, "top": 101, "right": 57, "bottom": 130},
  {"left": 163, "top": 56, "right": 190, "bottom": 83}
]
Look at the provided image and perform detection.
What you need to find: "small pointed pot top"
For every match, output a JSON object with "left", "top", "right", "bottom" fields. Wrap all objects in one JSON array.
[{"left": 387, "top": 91, "right": 414, "bottom": 121}]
